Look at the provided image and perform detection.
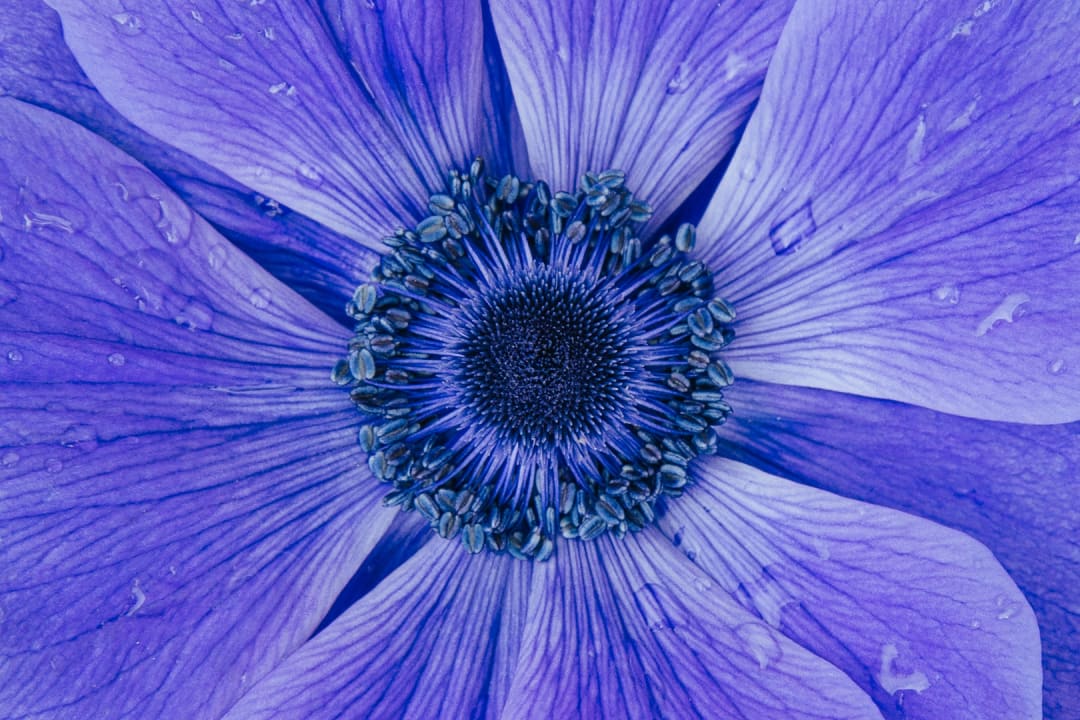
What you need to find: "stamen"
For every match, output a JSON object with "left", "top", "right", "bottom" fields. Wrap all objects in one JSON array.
[{"left": 335, "top": 160, "right": 736, "bottom": 560}]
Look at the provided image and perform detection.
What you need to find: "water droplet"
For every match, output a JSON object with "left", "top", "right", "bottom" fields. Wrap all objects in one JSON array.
[
  {"left": 125, "top": 579, "right": 146, "bottom": 616},
  {"left": 769, "top": 201, "right": 816, "bottom": 255},
  {"left": 877, "top": 643, "right": 930, "bottom": 695},
  {"left": 931, "top": 282, "right": 961, "bottom": 305},
  {"left": 995, "top": 595, "right": 1022, "bottom": 620},
  {"left": 296, "top": 162, "right": 323, "bottom": 187},
  {"left": 45, "top": 458, "right": 63, "bottom": 474},
  {"left": 60, "top": 424, "right": 98, "bottom": 451},
  {"left": 735, "top": 623, "right": 782, "bottom": 669},
  {"left": 947, "top": 99, "right": 978, "bottom": 131},
  {"left": 6, "top": 349, "right": 22, "bottom": 363},
  {"left": 153, "top": 196, "right": 193, "bottom": 247},
  {"left": 950, "top": 19, "right": 973, "bottom": 37},
  {"left": 207, "top": 245, "right": 228, "bottom": 270},
  {"left": 190, "top": 9, "right": 203, "bottom": 22},
  {"left": 1047, "top": 358, "right": 1066, "bottom": 375},
  {"left": 107, "top": 352, "right": 126, "bottom": 367},
  {"left": 111, "top": 11, "right": 145, "bottom": 35},
  {"left": 906, "top": 113, "right": 927, "bottom": 166},
  {"left": 975, "top": 292, "right": 1031, "bottom": 337},
  {"left": 248, "top": 287, "right": 271, "bottom": 309},
  {"left": 22, "top": 210, "right": 75, "bottom": 234},
  {"left": 1, "top": 451, "right": 19, "bottom": 466},
  {"left": 218, "top": 57, "right": 238, "bottom": 72},
  {"left": 666, "top": 62, "right": 691, "bottom": 94},
  {"left": 174, "top": 299, "right": 215, "bottom": 331},
  {"left": 261, "top": 26, "right": 276, "bottom": 40}
]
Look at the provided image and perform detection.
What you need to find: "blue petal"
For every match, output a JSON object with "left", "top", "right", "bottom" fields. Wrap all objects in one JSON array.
[
  {"left": 719, "top": 379, "right": 1080, "bottom": 717},
  {"left": 662, "top": 457, "right": 1042, "bottom": 719},
  {"left": 490, "top": 0, "right": 795, "bottom": 228},
  {"left": 498, "top": 533, "right": 882, "bottom": 719},
  {"left": 2, "top": 0, "right": 377, "bottom": 318},
  {"left": 221, "top": 542, "right": 533, "bottom": 720},
  {"left": 0, "top": 99, "right": 392, "bottom": 718},
  {"left": 698, "top": 0, "right": 1080, "bottom": 423},
  {"left": 46, "top": 0, "right": 438, "bottom": 242}
]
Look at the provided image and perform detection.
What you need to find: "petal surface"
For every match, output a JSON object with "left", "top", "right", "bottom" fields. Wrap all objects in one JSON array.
[
  {"left": 320, "top": 0, "right": 486, "bottom": 180},
  {"left": 45, "top": 0, "right": 467, "bottom": 243},
  {"left": 660, "top": 457, "right": 1042, "bottom": 719},
  {"left": 719, "top": 380, "right": 1080, "bottom": 717},
  {"left": 491, "top": 0, "right": 793, "bottom": 226},
  {"left": 0, "top": 99, "right": 389, "bottom": 718},
  {"left": 500, "top": 533, "right": 882, "bottom": 719},
  {"left": 698, "top": 0, "right": 1080, "bottom": 423},
  {"left": 223, "top": 542, "right": 533, "bottom": 720},
  {"left": 3, "top": 0, "right": 376, "bottom": 317}
]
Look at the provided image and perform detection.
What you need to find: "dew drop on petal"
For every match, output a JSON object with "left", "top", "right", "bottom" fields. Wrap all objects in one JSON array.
[
  {"left": 2, "top": 452, "right": 19, "bottom": 466},
  {"left": 207, "top": 245, "right": 228, "bottom": 271},
  {"left": 1047, "top": 358, "right": 1066, "bottom": 375},
  {"left": 975, "top": 292, "right": 1030, "bottom": 337},
  {"left": 877, "top": 643, "right": 930, "bottom": 695},
  {"left": 296, "top": 162, "right": 323, "bottom": 187},
  {"left": 931, "top": 282, "right": 961, "bottom": 305},
  {"left": 107, "top": 352, "right": 126, "bottom": 367},
  {"left": 125, "top": 579, "right": 146, "bottom": 616},
  {"left": 45, "top": 458, "right": 63, "bottom": 474},
  {"left": 248, "top": 287, "right": 271, "bottom": 309},
  {"left": 22, "top": 210, "right": 75, "bottom": 234},
  {"left": 174, "top": 299, "right": 215, "bottom": 331},
  {"left": 111, "top": 11, "right": 145, "bottom": 36},
  {"left": 666, "top": 62, "right": 691, "bottom": 94},
  {"left": 735, "top": 623, "right": 783, "bottom": 670},
  {"left": 769, "top": 201, "right": 816, "bottom": 255},
  {"left": 6, "top": 348, "right": 23, "bottom": 363}
]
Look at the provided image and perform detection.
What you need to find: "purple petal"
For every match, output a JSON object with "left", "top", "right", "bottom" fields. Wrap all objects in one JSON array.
[
  {"left": 2, "top": 0, "right": 377, "bottom": 318},
  {"left": 221, "top": 542, "right": 532, "bottom": 720},
  {"left": 46, "top": 0, "right": 438, "bottom": 243},
  {"left": 0, "top": 99, "right": 391, "bottom": 717},
  {"left": 490, "top": 0, "right": 793, "bottom": 225},
  {"left": 697, "top": 0, "right": 1080, "bottom": 423},
  {"left": 661, "top": 457, "right": 1042, "bottom": 719},
  {"left": 718, "top": 380, "right": 1080, "bottom": 717},
  {"left": 320, "top": 0, "right": 491, "bottom": 178},
  {"left": 499, "top": 534, "right": 881, "bottom": 719}
]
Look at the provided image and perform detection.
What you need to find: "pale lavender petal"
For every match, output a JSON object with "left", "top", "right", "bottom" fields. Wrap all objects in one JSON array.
[
  {"left": 0, "top": 99, "right": 391, "bottom": 718},
  {"left": 660, "top": 457, "right": 1042, "bottom": 719},
  {"left": 698, "top": 0, "right": 1080, "bottom": 423},
  {"left": 2, "top": 0, "right": 377, "bottom": 317},
  {"left": 46, "top": 0, "right": 434, "bottom": 243},
  {"left": 222, "top": 542, "right": 533, "bottom": 720},
  {"left": 499, "top": 534, "right": 882, "bottom": 719},
  {"left": 719, "top": 380, "right": 1080, "bottom": 716},
  {"left": 491, "top": 0, "right": 794, "bottom": 226}
]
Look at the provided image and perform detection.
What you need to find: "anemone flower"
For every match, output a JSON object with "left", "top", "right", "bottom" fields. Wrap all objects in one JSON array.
[{"left": 1, "top": 0, "right": 1078, "bottom": 718}]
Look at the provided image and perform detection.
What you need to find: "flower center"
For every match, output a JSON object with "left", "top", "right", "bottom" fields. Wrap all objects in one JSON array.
[
  {"left": 455, "top": 266, "right": 630, "bottom": 447},
  {"left": 334, "top": 160, "right": 736, "bottom": 560}
]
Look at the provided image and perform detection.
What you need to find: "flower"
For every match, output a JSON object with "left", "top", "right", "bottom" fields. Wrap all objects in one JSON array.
[{"left": 1, "top": 1, "right": 1077, "bottom": 719}]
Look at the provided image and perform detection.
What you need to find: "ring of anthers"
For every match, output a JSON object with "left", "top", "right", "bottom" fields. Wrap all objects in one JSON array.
[{"left": 334, "top": 159, "right": 735, "bottom": 561}]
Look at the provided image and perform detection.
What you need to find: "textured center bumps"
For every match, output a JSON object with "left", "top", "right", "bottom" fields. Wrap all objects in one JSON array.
[{"left": 337, "top": 161, "right": 736, "bottom": 560}]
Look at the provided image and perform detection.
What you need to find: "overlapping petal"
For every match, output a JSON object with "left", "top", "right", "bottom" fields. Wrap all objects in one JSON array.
[
  {"left": 718, "top": 380, "right": 1080, "bottom": 715},
  {"left": 660, "top": 457, "right": 1042, "bottom": 719},
  {"left": 2, "top": 0, "right": 378, "bottom": 318},
  {"left": 490, "top": 0, "right": 794, "bottom": 228},
  {"left": 697, "top": 0, "right": 1080, "bottom": 423},
  {"left": 222, "top": 542, "right": 532, "bottom": 720},
  {"left": 46, "top": 0, "right": 477, "bottom": 245},
  {"left": 499, "top": 533, "right": 883, "bottom": 719},
  {"left": 0, "top": 99, "right": 391, "bottom": 718}
]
